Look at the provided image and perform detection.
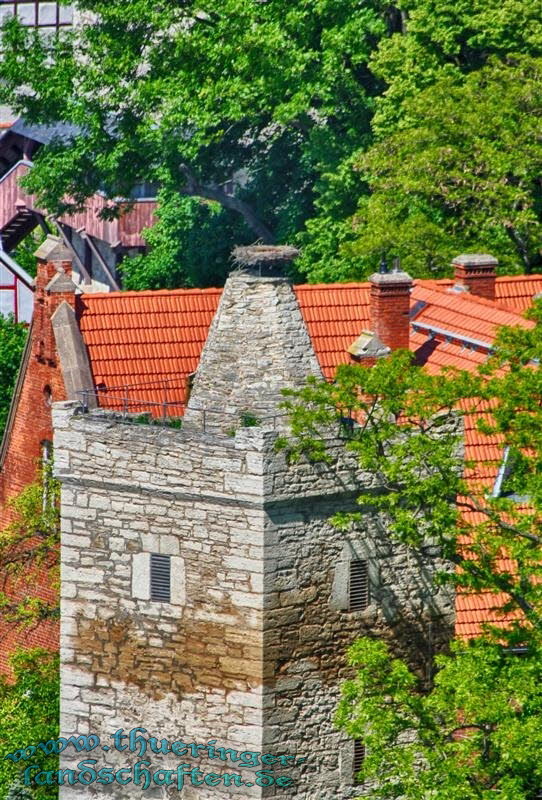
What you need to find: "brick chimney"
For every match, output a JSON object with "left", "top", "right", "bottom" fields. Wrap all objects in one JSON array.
[
  {"left": 33, "top": 236, "right": 75, "bottom": 365},
  {"left": 452, "top": 254, "right": 497, "bottom": 301},
  {"left": 369, "top": 270, "right": 413, "bottom": 351}
]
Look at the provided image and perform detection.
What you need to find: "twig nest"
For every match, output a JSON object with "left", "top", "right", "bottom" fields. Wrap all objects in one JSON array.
[{"left": 232, "top": 244, "right": 300, "bottom": 268}]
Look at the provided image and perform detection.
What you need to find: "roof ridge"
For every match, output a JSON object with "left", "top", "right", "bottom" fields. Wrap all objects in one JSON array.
[
  {"left": 415, "top": 283, "right": 530, "bottom": 322},
  {"left": 83, "top": 286, "right": 223, "bottom": 299},
  {"left": 294, "top": 281, "right": 370, "bottom": 290},
  {"left": 80, "top": 273, "right": 542, "bottom": 300},
  {"left": 496, "top": 273, "right": 542, "bottom": 283}
]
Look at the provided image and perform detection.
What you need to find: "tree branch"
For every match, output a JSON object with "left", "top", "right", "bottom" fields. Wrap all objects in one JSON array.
[
  {"left": 456, "top": 496, "right": 542, "bottom": 546},
  {"left": 179, "top": 164, "right": 276, "bottom": 243},
  {"left": 505, "top": 217, "right": 532, "bottom": 273}
]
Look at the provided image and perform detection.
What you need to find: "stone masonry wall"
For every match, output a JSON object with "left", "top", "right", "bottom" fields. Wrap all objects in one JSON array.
[
  {"left": 55, "top": 404, "right": 268, "bottom": 800},
  {"left": 54, "top": 401, "right": 455, "bottom": 800}
]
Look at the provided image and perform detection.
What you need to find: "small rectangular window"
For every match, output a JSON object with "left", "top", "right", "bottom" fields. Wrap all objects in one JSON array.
[
  {"left": 353, "top": 740, "right": 365, "bottom": 783},
  {"left": 150, "top": 553, "right": 171, "bottom": 602},
  {"left": 349, "top": 560, "right": 369, "bottom": 611}
]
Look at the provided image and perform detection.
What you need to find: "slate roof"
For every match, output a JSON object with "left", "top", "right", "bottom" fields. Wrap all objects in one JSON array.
[
  {"left": 6, "top": 118, "right": 81, "bottom": 146},
  {"left": 77, "top": 273, "right": 540, "bottom": 638}
]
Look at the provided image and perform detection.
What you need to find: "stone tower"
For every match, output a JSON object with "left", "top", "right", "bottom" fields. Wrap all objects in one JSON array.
[{"left": 53, "top": 248, "right": 454, "bottom": 799}]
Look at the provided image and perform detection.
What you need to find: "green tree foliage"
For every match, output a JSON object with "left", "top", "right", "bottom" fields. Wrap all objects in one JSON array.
[
  {"left": 370, "top": 0, "right": 542, "bottom": 134},
  {"left": 331, "top": 0, "right": 542, "bottom": 282},
  {"left": 300, "top": 0, "right": 542, "bottom": 282},
  {"left": 0, "top": 461, "right": 60, "bottom": 628},
  {"left": 350, "top": 56, "right": 542, "bottom": 278},
  {"left": 0, "top": 649, "right": 59, "bottom": 800},
  {"left": 6, "top": 778, "right": 34, "bottom": 800},
  {"left": 121, "top": 191, "right": 252, "bottom": 290},
  {"left": 0, "top": 0, "right": 387, "bottom": 287},
  {"left": 281, "top": 305, "right": 542, "bottom": 625},
  {"left": 280, "top": 305, "right": 542, "bottom": 796},
  {"left": 0, "top": 1, "right": 540, "bottom": 285},
  {"left": 0, "top": 315, "right": 28, "bottom": 441},
  {"left": 337, "top": 637, "right": 542, "bottom": 800},
  {"left": 11, "top": 229, "right": 49, "bottom": 280}
]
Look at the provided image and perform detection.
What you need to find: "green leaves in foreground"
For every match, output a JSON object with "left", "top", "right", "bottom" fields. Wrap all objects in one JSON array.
[
  {"left": 337, "top": 637, "right": 542, "bottom": 800},
  {"left": 0, "top": 315, "right": 27, "bottom": 442},
  {"left": 281, "top": 306, "right": 542, "bottom": 634},
  {"left": 280, "top": 307, "right": 542, "bottom": 796},
  {"left": 0, "top": 462, "right": 60, "bottom": 629},
  {"left": 0, "top": 649, "right": 59, "bottom": 800}
]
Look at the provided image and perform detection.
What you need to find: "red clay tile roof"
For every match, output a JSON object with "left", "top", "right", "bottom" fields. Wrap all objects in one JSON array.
[
  {"left": 294, "top": 284, "right": 370, "bottom": 379},
  {"left": 411, "top": 285, "right": 531, "bottom": 347},
  {"left": 76, "top": 273, "right": 541, "bottom": 639},
  {"left": 496, "top": 275, "right": 542, "bottom": 312},
  {"left": 78, "top": 287, "right": 221, "bottom": 417},
  {"left": 424, "top": 275, "right": 542, "bottom": 313}
]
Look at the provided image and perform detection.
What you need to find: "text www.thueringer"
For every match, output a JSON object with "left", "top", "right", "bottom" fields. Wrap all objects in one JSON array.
[{"left": 5, "top": 727, "right": 307, "bottom": 790}]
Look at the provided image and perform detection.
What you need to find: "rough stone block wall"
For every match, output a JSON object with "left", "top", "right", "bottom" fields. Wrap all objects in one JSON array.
[
  {"left": 55, "top": 405, "right": 268, "bottom": 800},
  {"left": 184, "top": 272, "right": 322, "bottom": 433},
  {"left": 54, "top": 402, "right": 455, "bottom": 799}
]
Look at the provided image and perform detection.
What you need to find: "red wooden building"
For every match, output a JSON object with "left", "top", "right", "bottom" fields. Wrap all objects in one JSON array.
[{"left": 0, "top": 248, "right": 33, "bottom": 322}]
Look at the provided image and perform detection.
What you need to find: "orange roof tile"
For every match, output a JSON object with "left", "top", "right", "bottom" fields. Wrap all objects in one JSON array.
[
  {"left": 76, "top": 272, "right": 542, "bottom": 638},
  {"left": 78, "top": 287, "right": 221, "bottom": 417}
]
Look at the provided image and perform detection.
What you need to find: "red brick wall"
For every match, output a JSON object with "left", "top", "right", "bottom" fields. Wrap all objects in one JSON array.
[{"left": 0, "top": 257, "right": 73, "bottom": 675}]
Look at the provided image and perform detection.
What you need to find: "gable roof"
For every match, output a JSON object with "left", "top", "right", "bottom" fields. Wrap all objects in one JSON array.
[
  {"left": 78, "top": 274, "right": 537, "bottom": 397},
  {"left": 76, "top": 272, "right": 540, "bottom": 639}
]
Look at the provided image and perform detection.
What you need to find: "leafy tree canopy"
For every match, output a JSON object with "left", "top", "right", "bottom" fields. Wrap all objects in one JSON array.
[
  {"left": 0, "top": 316, "right": 28, "bottom": 441},
  {"left": 299, "top": 0, "right": 542, "bottom": 281},
  {"left": 0, "top": 1, "right": 540, "bottom": 286},
  {"left": 281, "top": 302, "right": 542, "bottom": 628},
  {"left": 122, "top": 191, "right": 259, "bottom": 290},
  {"left": 370, "top": 0, "right": 542, "bottom": 134},
  {"left": 0, "top": 461, "right": 60, "bottom": 628},
  {"left": 0, "top": 0, "right": 387, "bottom": 287},
  {"left": 337, "top": 636, "right": 542, "bottom": 800},
  {"left": 281, "top": 303, "right": 542, "bottom": 797},
  {"left": 0, "top": 649, "right": 59, "bottom": 800},
  {"left": 348, "top": 56, "right": 542, "bottom": 278}
]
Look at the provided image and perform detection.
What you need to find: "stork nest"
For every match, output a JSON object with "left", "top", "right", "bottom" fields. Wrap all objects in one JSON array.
[{"left": 232, "top": 244, "right": 300, "bottom": 268}]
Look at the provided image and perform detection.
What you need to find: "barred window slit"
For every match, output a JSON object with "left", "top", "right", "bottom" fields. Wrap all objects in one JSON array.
[
  {"left": 349, "top": 559, "right": 369, "bottom": 611},
  {"left": 150, "top": 553, "right": 171, "bottom": 603},
  {"left": 353, "top": 740, "right": 365, "bottom": 783}
]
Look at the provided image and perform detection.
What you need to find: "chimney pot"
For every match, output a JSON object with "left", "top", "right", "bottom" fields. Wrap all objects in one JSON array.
[
  {"left": 369, "top": 270, "right": 413, "bottom": 351},
  {"left": 452, "top": 254, "right": 497, "bottom": 301}
]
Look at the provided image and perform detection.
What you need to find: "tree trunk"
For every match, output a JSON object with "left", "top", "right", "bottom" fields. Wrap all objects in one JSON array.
[
  {"left": 506, "top": 226, "right": 532, "bottom": 274},
  {"left": 179, "top": 165, "right": 276, "bottom": 243}
]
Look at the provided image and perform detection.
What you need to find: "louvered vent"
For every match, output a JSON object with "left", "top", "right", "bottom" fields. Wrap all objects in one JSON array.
[
  {"left": 353, "top": 740, "right": 365, "bottom": 782},
  {"left": 150, "top": 554, "right": 171, "bottom": 602},
  {"left": 349, "top": 560, "right": 369, "bottom": 611}
]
